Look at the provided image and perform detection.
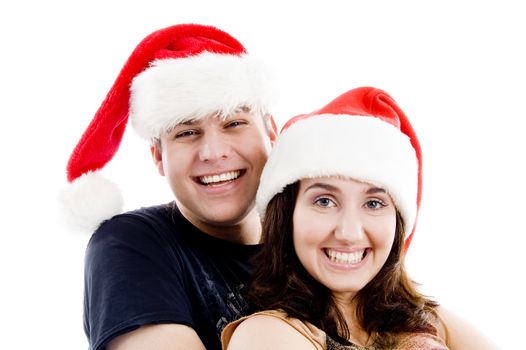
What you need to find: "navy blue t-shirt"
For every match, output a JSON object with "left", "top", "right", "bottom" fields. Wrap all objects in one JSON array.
[{"left": 84, "top": 202, "right": 261, "bottom": 350}]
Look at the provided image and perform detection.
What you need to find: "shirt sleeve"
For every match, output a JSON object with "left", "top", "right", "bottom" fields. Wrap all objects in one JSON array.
[{"left": 84, "top": 214, "right": 193, "bottom": 350}]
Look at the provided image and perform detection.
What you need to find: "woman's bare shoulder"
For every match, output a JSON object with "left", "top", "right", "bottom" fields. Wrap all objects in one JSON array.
[
  {"left": 226, "top": 313, "right": 318, "bottom": 350},
  {"left": 435, "top": 306, "right": 500, "bottom": 350}
]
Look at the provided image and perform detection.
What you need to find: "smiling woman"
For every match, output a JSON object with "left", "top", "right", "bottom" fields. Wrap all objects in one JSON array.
[
  {"left": 293, "top": 178, "right": 398, "bottom": 301},
  {"left": 221, "top": 87, "right": 499, "bottom": 349}
]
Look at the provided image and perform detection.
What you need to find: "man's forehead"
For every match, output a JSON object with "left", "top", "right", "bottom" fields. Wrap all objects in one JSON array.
[
  {"left": 178, "top": 119, "right": 199, "bottom": 126},
  {"left": 176, "top": 107, "right": 256, "bottom": 126}
]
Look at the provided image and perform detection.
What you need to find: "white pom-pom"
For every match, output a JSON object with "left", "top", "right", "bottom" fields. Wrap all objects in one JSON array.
[{"left": 59, "top": 171, "right": 123, "bottom": 233}]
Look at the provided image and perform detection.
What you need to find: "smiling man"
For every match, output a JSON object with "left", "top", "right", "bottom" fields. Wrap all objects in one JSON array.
[
  {"left": 62, "top": 24, "right": 276, "bottom": 350},
  {"left": 152, "top": 110, "right": 272, "bottom": 244}
]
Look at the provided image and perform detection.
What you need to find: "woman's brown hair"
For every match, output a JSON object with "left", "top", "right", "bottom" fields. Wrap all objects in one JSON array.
[{"left": 247, "top": 182, "right": 439, "bottom": 348}]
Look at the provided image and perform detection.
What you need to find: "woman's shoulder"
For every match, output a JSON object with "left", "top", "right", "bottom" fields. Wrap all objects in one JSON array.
[
  {"left": 432, "top": 306, "right": 500, "bottom": 349},
  {"left": 222, "top": 310, "right": 324, "bottom": 350},
  {"left": 386, "top": 307, "right": 450, "bottom": 349},
  {"left": 396, "top": 331, "right": 450, "bottom": 350}
]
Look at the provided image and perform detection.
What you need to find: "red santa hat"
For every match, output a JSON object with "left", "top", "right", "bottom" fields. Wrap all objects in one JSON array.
[
  {"left": 256, "top": 87, "right": 421, "bottom": 251},
  {"left": 61, "top": 23, "right": 273, "bottom": 231}
]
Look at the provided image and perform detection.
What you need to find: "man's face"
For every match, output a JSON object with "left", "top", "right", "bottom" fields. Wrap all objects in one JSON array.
[{"left": 153, "top": 111, "right": 275, "bottom": 233}]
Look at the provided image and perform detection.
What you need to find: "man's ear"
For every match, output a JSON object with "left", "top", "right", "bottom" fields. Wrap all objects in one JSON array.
[
  {"left": 151, "top": 141, "right": 165, "bottom": 177},
  {"left": 266, "top": 115, "right": 278, "bottom": 145}
]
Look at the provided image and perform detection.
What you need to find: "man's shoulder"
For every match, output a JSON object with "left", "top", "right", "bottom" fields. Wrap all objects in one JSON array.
[
  {"left": 119, "top": 202, "right": 174, "bottom": 223},
  {"left": 85, "top": 202, "right": 193, "bottom": 274},
  {"left": 86, "top": 203, "right": 176, "bottom": 251},
  {"left": 87, "top": 202, "right": 201, "bottom": 255},
  {"left": 94, "top": 202, "right": 174, "bottom": 235}
]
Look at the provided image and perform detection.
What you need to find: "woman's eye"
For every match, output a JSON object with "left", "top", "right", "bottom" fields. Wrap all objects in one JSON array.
[
  {"left": 314, "top": 197, "right": 336, "bottom": 208},
  {"left": 365, "top": 200, "right": 386, "bottom": 210}
]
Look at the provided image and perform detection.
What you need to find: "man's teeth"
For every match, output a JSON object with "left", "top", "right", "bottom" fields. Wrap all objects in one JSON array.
[
  {"left": 326, "top": 249, "right": 365, "bottom": 264},
  {"left": 200, "top": 171, "right": 240, "bottom": 185}
]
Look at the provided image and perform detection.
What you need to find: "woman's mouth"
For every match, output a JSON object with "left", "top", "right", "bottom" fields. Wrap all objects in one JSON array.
[{"left": 324, "top": 248, "right": 368, "bottom": 265}]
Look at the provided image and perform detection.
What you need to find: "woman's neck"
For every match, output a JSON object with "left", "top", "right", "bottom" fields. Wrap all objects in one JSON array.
[{"left": 333, "top": 295, "right": 371, "bottom": 347}]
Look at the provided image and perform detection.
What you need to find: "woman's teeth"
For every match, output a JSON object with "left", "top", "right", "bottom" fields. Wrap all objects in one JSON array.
[{"left": 326, "top": 249, "right": 366, "bottom": 264}]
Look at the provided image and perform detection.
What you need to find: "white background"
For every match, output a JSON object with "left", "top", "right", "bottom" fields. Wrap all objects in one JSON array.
[{"left": 1, "top": 1, "right": 524, "bottom": 348}]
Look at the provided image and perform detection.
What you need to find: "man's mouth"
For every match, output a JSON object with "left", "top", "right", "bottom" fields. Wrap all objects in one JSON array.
[{"left": 196, "top": 170, "right": 243, "bottom": 186}]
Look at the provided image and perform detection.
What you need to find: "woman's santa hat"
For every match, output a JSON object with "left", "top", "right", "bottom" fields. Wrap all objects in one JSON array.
[
  {"left": 256, "top": 87, "right": 421, "bottom": 251},
  {"left": 61, "top": 23, "right": 273, "bottom": 231}
]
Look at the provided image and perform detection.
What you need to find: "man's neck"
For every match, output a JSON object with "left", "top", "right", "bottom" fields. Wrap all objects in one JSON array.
[{"left": 177, "top": 203, "right": 262, "bottom": 245}]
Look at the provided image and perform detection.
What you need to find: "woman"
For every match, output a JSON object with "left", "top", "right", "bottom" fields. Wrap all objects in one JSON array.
[{"left": 222, "top": 87, "right": 498, "bottom": 349}]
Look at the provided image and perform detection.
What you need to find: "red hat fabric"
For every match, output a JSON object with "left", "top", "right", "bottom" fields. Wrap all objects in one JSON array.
[
  {"left": 61, "top": 23, "right": 273, "bottom": 231},
  {"left": 256, "top": 87, "right": 421, "bottom": 251}
]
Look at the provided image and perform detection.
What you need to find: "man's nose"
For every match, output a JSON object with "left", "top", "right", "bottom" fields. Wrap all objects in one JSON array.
[{"left": 198, "top": 130, "right": 231, "bottom": 162}]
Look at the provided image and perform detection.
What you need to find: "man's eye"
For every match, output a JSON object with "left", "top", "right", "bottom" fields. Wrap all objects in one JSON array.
[
  {"left": 225, "top": 120, "right": 247, "bottom": 128},
  {"left": 314, "top": 197, "right": 336, "bottom": 208},
  {"left": 175, "top": 130, "right": 199, "bottom": 139}
]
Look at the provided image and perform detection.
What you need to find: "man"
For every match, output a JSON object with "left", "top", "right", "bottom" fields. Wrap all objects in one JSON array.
[{"left": 62, "top": 24, "right": 276, "bottom": 350}]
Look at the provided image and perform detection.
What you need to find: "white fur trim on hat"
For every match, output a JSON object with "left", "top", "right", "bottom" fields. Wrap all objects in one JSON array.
[
  {"left": 59, "top": 171, "right": 123, "bottom": 232},
  {"left": 130, "top": 52, "right": 274, "bottom": 140},
  {"left": 256, "top": 114, "right": 419, "bottom": 235}
]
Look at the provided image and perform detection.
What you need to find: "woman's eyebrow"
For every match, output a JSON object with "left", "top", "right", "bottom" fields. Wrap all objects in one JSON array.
[
  {"left": 303, "top": 182, "right": 340, "bottom": 193},
  {"left": 303, "top": 183, "right": 386, "bottom": 195},
  {"left": 366, "top": 187, "right": 386, "bottom": 195}
]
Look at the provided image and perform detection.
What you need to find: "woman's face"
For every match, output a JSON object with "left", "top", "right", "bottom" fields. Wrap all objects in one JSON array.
[{"left": 292, "top": 177, "right": 397, "bottom": 300}]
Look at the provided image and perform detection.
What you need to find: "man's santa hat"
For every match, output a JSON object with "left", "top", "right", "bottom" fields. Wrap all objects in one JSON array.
[
  {"left": 61, "top": 23, "right": 273, "bottom": 231},
  {"left": 256, "top": 87, "right": 421, "bottom": 251}
]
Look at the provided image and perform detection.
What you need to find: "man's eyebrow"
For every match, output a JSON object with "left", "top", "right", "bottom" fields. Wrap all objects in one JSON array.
[
  {"left": 179, "top": 120, "right": 198, "bottom": 126},
  {"left": 235, "top": 106, "right": 251, "bottom": 113},
  {"left": 166, "top": 120, "right": 198, "bottom": 134}
]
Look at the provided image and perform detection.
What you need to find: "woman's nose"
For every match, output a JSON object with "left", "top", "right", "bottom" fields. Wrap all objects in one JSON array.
[{"left": 334, "top": 210, "right": 365, "bottom": 242}]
